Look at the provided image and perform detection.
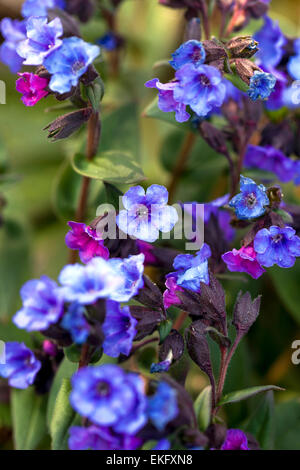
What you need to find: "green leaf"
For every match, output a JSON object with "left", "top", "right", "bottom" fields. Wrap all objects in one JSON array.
[
  {"left": 224, "top": 73, "right": 249, "bottom": 93},
  {"left": 194, "top": 385, "right": 212, "bottom": 431},
  {"left": 158, "top": 319, "right": 173, "bottom": 344},
  {"left": 50, "top": 378, "right": 76, "bottom": 450},
  {"left": 64, "top": 344, "right": 82, "bottom": 363},
  {"left": 218, "top": 385, "right": 284, "bottom": 406},
  {"left": 274, "top": 399, "right": 300, "bottom": 450},
  {"left": 244, "top": 391, "right": 275, "bottom": 449},
  {"left": 143, "top": 97, "right": 193, "bottom": 132},
  {"left": 72, "top": 151, "right": 145, "bottom": 184},
  {"left": 11, "top": 388, "right": 48, "bottom": 450},
  {"left": 269, "top": 262, "right": 300, "bottom": 324},
  {"left": 47, "top": 357, "right": 77, "bottom": 428}
]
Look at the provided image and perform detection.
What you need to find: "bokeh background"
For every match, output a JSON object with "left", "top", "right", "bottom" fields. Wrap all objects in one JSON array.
[{"left": 0, "top": 0, "right": 300, "bottom": 449}]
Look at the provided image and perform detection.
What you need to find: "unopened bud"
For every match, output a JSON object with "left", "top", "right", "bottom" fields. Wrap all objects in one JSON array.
[
  {"left": 233, "top": 58, "right": 260, "bottom": 84},
  {"left": 226, "top": 36, "right": 258, "bottom": 59},
  {"left": 184, "top": 17, "right": 202, "bottom": 41}
]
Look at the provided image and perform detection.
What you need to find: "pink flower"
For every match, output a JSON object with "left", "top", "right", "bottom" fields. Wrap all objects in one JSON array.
[
  {"left": 163, "top": 276, "right": 183, "bottom": 309},
  {"left": 16, "top": 72, "right": 49, "bottom": 106},
  {"left": 65, "top": 221, "right": 109, "bottom": 264},
  {"left": 222, "top": 244, "right": 265, "bottom": 279},
  {"left": 136, "top": 240, "right": 158, "bottom": 266}
]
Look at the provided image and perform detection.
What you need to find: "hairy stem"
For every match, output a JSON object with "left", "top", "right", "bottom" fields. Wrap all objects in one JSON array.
[{"left": 167, "top": 132, "right": 196, "bottom": 203}]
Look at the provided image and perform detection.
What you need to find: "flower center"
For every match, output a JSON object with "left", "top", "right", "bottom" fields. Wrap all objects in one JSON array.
[
  {"left": 136, "top": 205, "right": 149, "bottom": 219},
  {"left": 97, "top": 380, "right": 110, "bottom": 397},
  {"left": 272, "top": 233, "right": 283, "bottom": 243},
  {"left": 192, "top": 50, "right": 202, "bottom": 62},
  {"left": 72, "top": 60, "right": 85, "bottom": 73},
  {"left": 246, "top": 193, "right": 257, "bottom": 208},
  {"left": 198, "top": 74, "right": 210, "bottom": 87}
]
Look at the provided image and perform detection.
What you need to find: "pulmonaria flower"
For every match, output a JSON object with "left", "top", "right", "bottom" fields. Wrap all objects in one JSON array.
[
  {"left": 247, "top": 71, "right": 276, "bottom": 101},
  {"left": 0, "top": 342, "right": 41, "bottom": 389},
  {"left": 44, "top": 37, "right": 100, "bottom": 94},
  {"left": 254, "top": 225, "right": 300, "bottom": 268},
  {"left": 163, "top": 276, "right": 183, "bottom": 309},
  {"left": 150, "top": 360, "right": 172, "bottom": 374},
  {"left": 147, "top": 382, "right": 178, "bottom": 431},
  {"left": 13, "top": 275, "right": 64, "bottom": 331},
  {"left": 170, "top": 40, "right": 206, "bottom": 70},
  {"left": 287, "top": 38, "right": 300, "bottom": 80},
  {"left": 70, "top": 365, "right": 147, "bottom": 434},
  {"left": 229, "top": 176, "right": 269, "bottom": 220},
  {"left": 61, "top": 303, "right": 90, "bottom": 344},
  {"left": 136, "top": 240, "right": 158, "bottom": 265},
  {"left": 0, "top": 18, "right": 26, "bottom": 73},
  {"left": 43, "top": 340, "right": 58, "bottom": 357},
  {"left": 221, "top": 429, "right": 249, "bottom": 450},
  {"left": 222, "top": 244, "right": 265, "bottom": 279},
  {"left": 145, "top": 79, "right": 190, "bottom": 123},
  {"left": 244, "top": 145, "right": 295, "bottom": 183},
  {"left": 16, "top": 73, "right": 49, "bottom": 107},
  {"left": 97, "top": 32, "right": 120, "bottom": 51},
  {"left": 22, "top": 0, "right": 66, "bottom": 17},
  {"left": 102, "top": 300, "right": 137, "bottom": 357},
  {"left": 173, "top": 64, "right": 226, "bottom": 117},
  {"left": 17, "top": 17, "right": 63, "bottom": 66},
  {"left": 168, "top": 243, "right": 211, "bottom": 292},
  {"left": 58, "top": 257, "right": 123, "bottom": 304},
  {"left": 69, "top": 425, "right": 142, "bottom": 451},
  {"left": 108, "top": 254, "right": 144, "bottom": 302},
  {"left": 117, "top": 185, "right": 178, "bottom": 243},
  {"left": 65, "top": 221, "right": 109, "bottom": 264},
  {"left": 254, "top": 16, "right": 286, "bottom": 69}
]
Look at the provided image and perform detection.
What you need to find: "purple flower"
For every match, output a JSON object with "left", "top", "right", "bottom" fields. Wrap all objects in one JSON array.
[
  {"left": 145, "top": 79, "right": 190, "bottom": 123},
  {"left": 0, "top": 18, "right": 26, "bottom": 73},
  {"left": 204, "top": 194, "right": 235, "bottom": 242},
  {"left": 102, "top": 300, "right": 137, "bottom": 357},
  {"left": 69, "top": 425, "right": 142, "bottom": 450},
  {"left": 58, "top": 257, "right": 123, "bottom": 304},
  {"left": 107, "top": 254, "right": 144, "bottom": 302},
  {"left": 263, "top": 68, "right": 288, "bottom": 111},
  {"left": 229, "top": 175, "right": 269, "bottom": 220},
  {"left": 117, "top": 185, "right": 178, "bottom": 243},
  {"left": 247, "top": 71, "right": 276, "bottom": 101},
  {"left": 174, "top": 64, "right": 226, "bottom": 117},
  {"left": 170, "top": 40, "right": 206, "bottom": 70},
  {"left": 70, "top": 365, "right": 147, "bottom": 434},
  {"left": 44, "top": 37, "right": 100, "bottom": 94},
  {"left": 61, "top": 303, "right": 90, "bottom": 344},
  {"left": 43, "top": 340, "right": 58, "bottom": 357},
  {"left": 150, "top": 360, "right": 171, "bottom": 373},
  {"left": 221, "top": 429, "right": 249, "bottom": 450},
  {"left": 17, "top": 17, "right": 63, "bottom": 66},
  {"left": 13, "top": 275, "right": 64, "bottom": 332},
  {"left": 152, "top": 439, "right": 171, "bottom": 450},
  {"left": 22, "top": 0, "right": 66, "bottom": 17},
  {"left": 168, "top": 243, "right": 211, "bottom": 292},
  {"left": 65, "top": 221, "right": 109, "bottom": 264},
  {"left": 287, "top": 38, "right": 300, "bottom": 80},
  {"left": 254, "top": 16, "right": 286, "bottom": 69},
  {"left": 163, "top": 276, "right": 183, "bottom": 309},
  {"left": 254, "top": 225, "right": 300, "bottom": 268},
  {"left": 244, "top": 145, "right": 295, "bottom": 183},
  {"left": 0, "top": 342, "right": 41, "bottom": 389},
  {"left": 16, "top": 72, "right": 49, "bottom": 107},
  {"left": 222, "top": 244, "right": 265, "bottom": 279},
  {"left": 136, "top": 240, "right": 158, "bottom": 265},
  {"left": 147, "top": 382, "right": 178, "bottom": 431}
]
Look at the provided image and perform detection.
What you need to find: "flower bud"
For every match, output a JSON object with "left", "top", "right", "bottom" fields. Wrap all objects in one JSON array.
[
  {"left": 233, "top": 58, "right": 260, "bottom": 84},
  {"left": 202, "top": 39, "right": 227, "bottom": 63},
  {"left": 44, "top": 107, "right": 93, "bottom": 141},
  {"left": 226, "top": 36, "right": 258, "bottom": 59}
]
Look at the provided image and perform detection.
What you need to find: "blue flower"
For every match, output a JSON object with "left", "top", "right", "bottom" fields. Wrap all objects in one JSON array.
[
  {"left": 70, "top": 365, "right": 147, "bottom": 434},
  {"left": 117, "top": 185, "right": 178, "bottom": 243},
  {"left": 247, "top": 71, "right": 276, "bottom": 101},
  {"left": 0, "top": 342, "right": 41, "bottom": 389},
  {"left": 17, "top": 17, "right": 63, "bottom": 66},
  {"left": 58, "top": 257, "right": 123, "bottom": 304},
  {"left": 97, "top": 32, "right": 119, "bottom": 51},
  {"left": 145, "top": 79, "right": 190, "bottom": 122},
  {"left": 44, "top": 37, "right": 100, "bottom": 94},
  {"left": 168, "top": 243, "right": 211, "bottom": 292},
  {"left": 170, "top": 40, "right": 206, "bottom": 70},
  {"left": 150, "top": 360, "right": 171, "bottom": 373},
  {"left": 13, "top": 275, "right": 64, "bottom": 332},
  {"left": 244, "top": 145, "right": 295, "bottom": 183},
  {"left": 287, "top": 38, "right": 300, "bottom": 80},
  {"left": 108, "top": 254, "right": 145, "bottom": 302},
  {"left": 152, "top": 439, "right": 171, "bottom": 450},
  {"left": 174, "top": 64, "right": 226, "bottom": 117},
  {"left": 0, "top": 18, "right": 26, "bottom": 73},
  {"left": 68, "top": 425, "right": 142, "bottom": 450},
  {"left": 22, "top": 0, "right": 65, "bottom": 17},
  {"left": 229, "top": 176, "right": 269, "bottom": 220},
  {"left": 254, "top": 225, "right": 300, "bottom": 268},
  {"left": 254, "top": 16, "right": 286, "bottom": 69},
  {"left": 102, "top": 300, "right": 137, "bottom": 357},
  {"left": 61, "top": 303, "right": 90, "bottom": 344},
  {"left": 147, "top": 382, "right": 178, "bottom": 431}
]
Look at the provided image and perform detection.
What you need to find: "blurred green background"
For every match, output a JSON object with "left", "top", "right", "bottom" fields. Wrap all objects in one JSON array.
[{"left": 0, "top": 0, "right": 300, "bottom": 449}]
